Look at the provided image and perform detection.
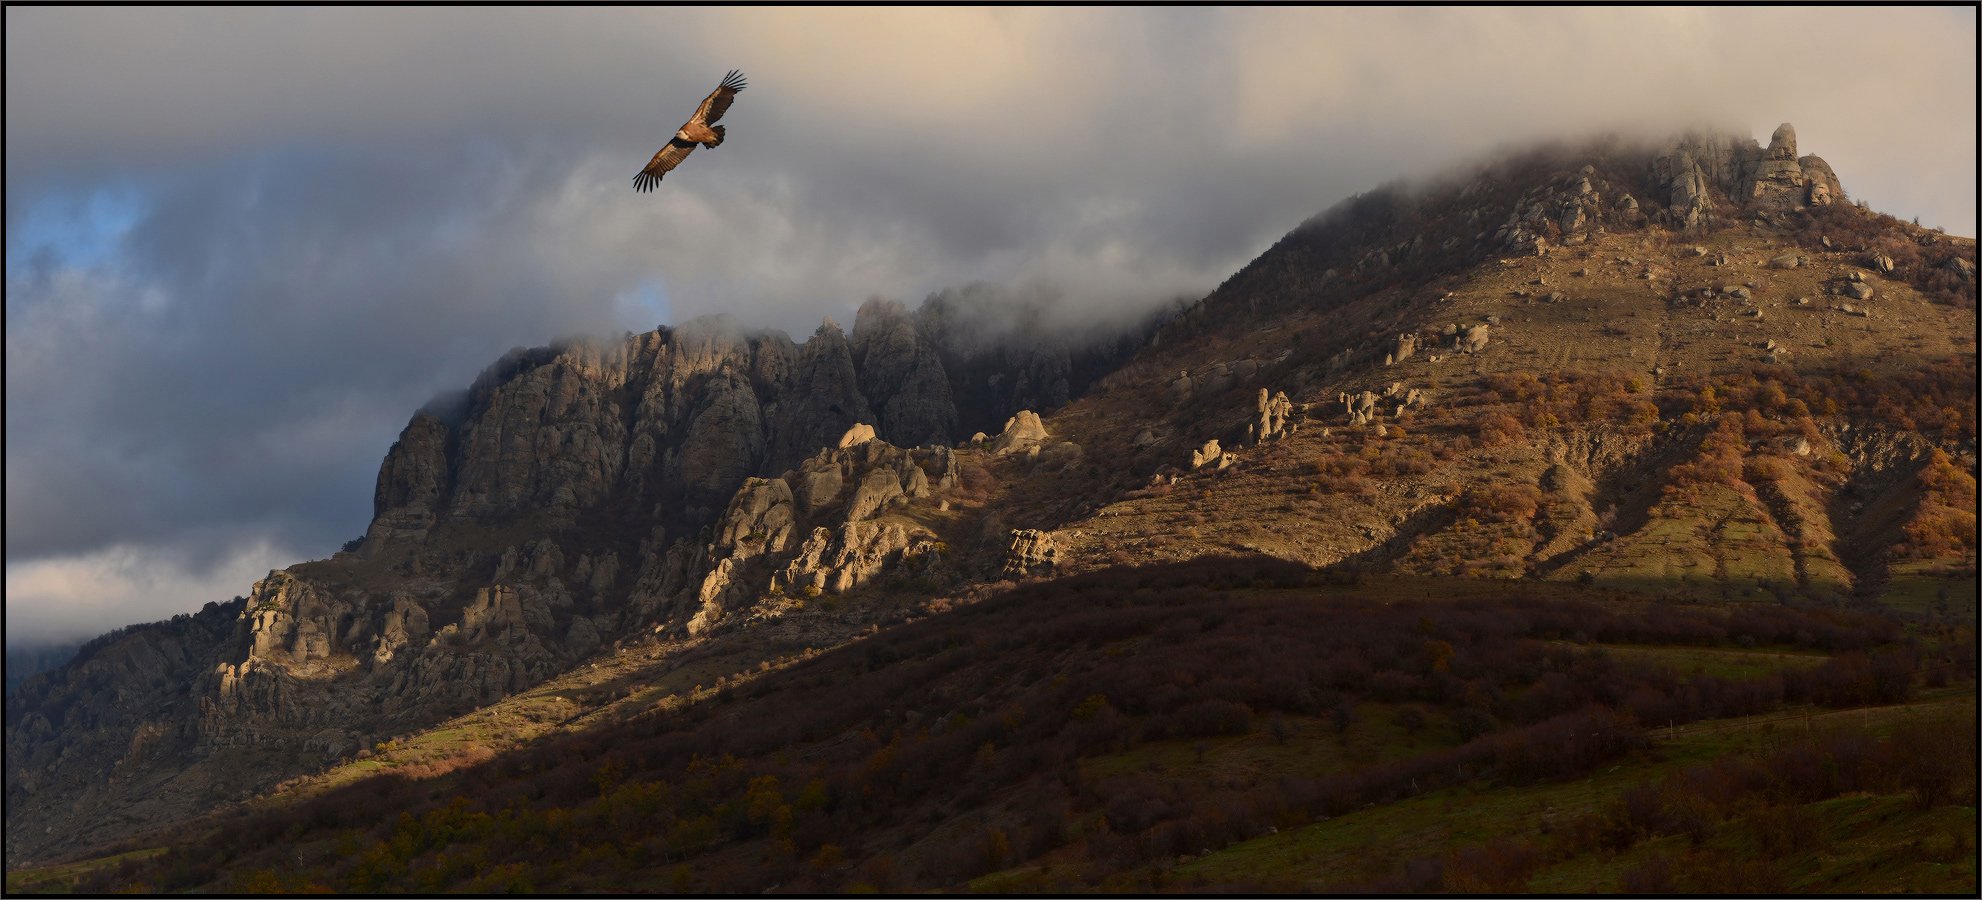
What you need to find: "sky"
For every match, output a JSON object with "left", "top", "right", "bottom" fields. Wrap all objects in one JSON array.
[{"left": 5, "top": 7, "right": 1976, "bottom": 644}]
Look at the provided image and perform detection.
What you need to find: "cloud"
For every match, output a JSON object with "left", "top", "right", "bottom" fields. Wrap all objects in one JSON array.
[
  {"left": 4, "top": 8, "right": 1974, "bottom": 641},
  {"left": 1220, "top": 7, "right": 1977, "bottom": 233},
  {"left": 4, "top": 538, "right": 298, "bottom": 645}
]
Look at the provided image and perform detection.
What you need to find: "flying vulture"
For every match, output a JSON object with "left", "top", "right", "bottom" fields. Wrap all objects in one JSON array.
[{"left": 633, "top": 70, "right": 747, "bottom": 192}]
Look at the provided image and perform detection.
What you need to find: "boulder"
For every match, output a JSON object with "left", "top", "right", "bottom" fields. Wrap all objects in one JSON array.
[
  {"left": 1459, "top": 324, "right": 1491, "bottom": 353},
  {"left": 987, "top": 410, "right": 1048, "bottom": 456},
  {"left": 900, "top": 460, "right": 932, "bottom": 498},
  {"left": 837, "top": 423, "right": 878, "bottom": 449},
  {"left": 1387, "top": 333, "right": 1417, "bottom": 366},
  {"left": 1800, "top": 155, "right": 1844, "bottom": 206},
  {"left": 846, "top": 468, "right": 905, "bottom": 522},
  {"left": 1191, "top": 440, "right": 1223, "bottom": 470}
]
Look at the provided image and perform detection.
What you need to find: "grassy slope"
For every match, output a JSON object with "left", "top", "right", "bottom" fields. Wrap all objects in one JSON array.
[{"left": 1163, "top": 690, "right": 1974, "bottom": 893}]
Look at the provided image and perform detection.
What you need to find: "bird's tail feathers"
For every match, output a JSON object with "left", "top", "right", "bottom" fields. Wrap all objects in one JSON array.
[{"left": 702, "top": 125, "right": 727, "bottom": 149}]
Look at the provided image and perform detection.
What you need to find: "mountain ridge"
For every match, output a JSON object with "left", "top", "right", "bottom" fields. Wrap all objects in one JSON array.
[{"left": 6, "top": 122, "right": 1974, "bottom": 867}]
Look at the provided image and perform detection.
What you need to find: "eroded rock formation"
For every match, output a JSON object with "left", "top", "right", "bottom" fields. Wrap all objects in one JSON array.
[{"left": 1002, "top": 529, "right": 1061, "bottom": 577}]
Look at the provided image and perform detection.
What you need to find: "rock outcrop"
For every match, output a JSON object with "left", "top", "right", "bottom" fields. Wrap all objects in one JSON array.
[
  {"left": 778, "top": 522, "right": 917, "bottom": 596},
  {"left": 1002, "top": 529, "right": 1061, "bottom": 577},
  {"left": 682, "top": 433, "right": 971, "bottom": 633},
  {"left": 1251, "top": 389, "right": 1294, "bottom": 444},
  {"left": 1342, "top": 390, "right": 1380, "bottom": 426},
  {"left": 1494, "top": 164, "right": 1619, "bottom": 251},
  {"left": 1652, "top": 124, "right": 1845, "bottom": 230},
  {"left": 987, "top": 410, "right": 1049, "bottom": 456}
]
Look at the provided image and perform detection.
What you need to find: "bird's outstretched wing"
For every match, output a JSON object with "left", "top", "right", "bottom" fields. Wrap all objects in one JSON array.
[
  {"left": 632, "top": 71, "right": 745, "bottom": 192},
  {"left": 690, "top": 69, "right": 747, "bottom": 125},
  {"left": 632, "top": 138, "right": 697, "bottom": 193}
]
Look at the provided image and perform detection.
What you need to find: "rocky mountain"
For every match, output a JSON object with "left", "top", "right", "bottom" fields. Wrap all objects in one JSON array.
[
  {"left": 4, "top": 293, "right": 1161, "bottom": 861},
  {"left": 1041, "top": 125, "right": 1973, "bottom": 605},
  {"left": 6, "top": 123, "right": 1974, "bottom": 868}
]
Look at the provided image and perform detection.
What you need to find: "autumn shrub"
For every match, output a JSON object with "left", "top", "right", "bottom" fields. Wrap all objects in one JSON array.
[
  {"left": 1456, "top": 483, "right": 1542, "bottom": 524},
  {"left": 1477, "top": 412, "right": 1526, "bottom": 447},
  {"left": 1364, "top": 443, "right": 1436, "bottom": 477},
  {"left": 1899, "top": 448, "right": 1979, "bottom": 560},
  {"left": 1742, "top": 455, "right": 1795, "bottom": 485},
  {"left": 1665, "top": 414, "right": 1746, "bottom": 494},
  {"left": 1666, "top": 358, "right": 1976, "bottom": 445}
]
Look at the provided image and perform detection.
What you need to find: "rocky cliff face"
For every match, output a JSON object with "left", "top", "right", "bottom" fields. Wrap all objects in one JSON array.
[
  {"left": 681, "top": 427, "right": 967, "bottom": 634},
  {"left": 1654, "top": 123, "right": 1845, "bottom": 229},
  {"left": 363, "top": 294, "right": 1160, "bottom": 548},
  {"left": 4, "top": 289, "right": 1163, "bottom": 862}
]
